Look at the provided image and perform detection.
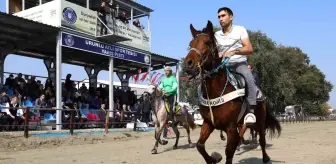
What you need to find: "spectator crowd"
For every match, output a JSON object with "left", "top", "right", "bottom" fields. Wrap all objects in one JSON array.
[{"left": 0, "top": 73, "right": 152, "bottom": 131}]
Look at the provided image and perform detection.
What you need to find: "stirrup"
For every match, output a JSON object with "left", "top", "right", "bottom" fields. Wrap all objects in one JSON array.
[{"left": 244, "top": 113, "right": 256, "bottom": 125}]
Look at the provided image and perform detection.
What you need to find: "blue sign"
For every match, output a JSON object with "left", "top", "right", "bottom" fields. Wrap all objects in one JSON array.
[{"left": 61, "top": 32, "right": 151, "bottom": 65}]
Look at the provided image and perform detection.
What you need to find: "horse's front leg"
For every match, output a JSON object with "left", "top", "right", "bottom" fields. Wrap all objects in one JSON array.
[
  {"left": 196, "top": 121, "right": 221, "bottom": 164},
  {"left": 151, "top": 122, "right": 168, "bottom": 154},
  {"left": 225, "top": 125, "right": 240, "bottom": 164}
]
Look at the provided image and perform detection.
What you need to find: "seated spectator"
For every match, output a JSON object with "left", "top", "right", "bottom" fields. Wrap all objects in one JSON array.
[
  {"left": 91, "top": 95, "right": 101, "bottom": 109},
  {"left": 133, "top": 19, "right": 144, "bottom": 29},
  {"left": 4, "top": 96, "right": 23, "bottom": 130},
  {"left": 0, "top": 89, "right": 10, "bottom": 106}
]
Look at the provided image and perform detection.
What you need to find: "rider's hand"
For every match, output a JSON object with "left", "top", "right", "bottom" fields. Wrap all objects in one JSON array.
[
  {"left": 162, "top": 90, "right": 166, "bottom": 95},
  {"left": 223, "top": 51, "right": 236, "bottom": 58}
]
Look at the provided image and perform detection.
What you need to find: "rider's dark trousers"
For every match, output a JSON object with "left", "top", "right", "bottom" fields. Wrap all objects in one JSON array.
[{"left": 165, "top": 95, "right": 176, "bottom": 114}]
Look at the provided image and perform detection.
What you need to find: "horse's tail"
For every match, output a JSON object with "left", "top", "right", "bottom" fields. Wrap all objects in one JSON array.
[
  {"left": 265, "top": 104, "right": 282, "bottom": 138},
  {"left": 186, "top": 112, "right": 196, "bottom": 130}
]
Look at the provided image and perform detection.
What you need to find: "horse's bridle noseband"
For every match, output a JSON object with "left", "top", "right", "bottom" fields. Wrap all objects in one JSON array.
[{"left": 188, "top": 33, "right": 217, "bottom": 71}]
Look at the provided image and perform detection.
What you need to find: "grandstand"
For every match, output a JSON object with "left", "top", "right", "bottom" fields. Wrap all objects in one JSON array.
[{"left": 0, "top": 0, "right": 180, "bottom": 131}]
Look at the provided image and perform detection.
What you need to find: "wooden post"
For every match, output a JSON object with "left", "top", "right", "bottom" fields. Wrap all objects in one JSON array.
[
  {"left": 24, "top": 108, "right": 29, "bottom": 138},
  {"left": 133, "top": 112, "right": 137, "bottom": 131},
  {"left": 69, "top": 109, "right": 73, "bottom": 136},
  {"left": 120, "top": 110, "right": 124, "bottom": 122},
  {"left": 105, "top": 110, "right": 109, "bottom": 134}
]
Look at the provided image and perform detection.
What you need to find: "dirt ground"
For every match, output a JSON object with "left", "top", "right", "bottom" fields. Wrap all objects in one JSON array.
[{"left": 1, "top": 121, "right": 336, "bottom": 164}]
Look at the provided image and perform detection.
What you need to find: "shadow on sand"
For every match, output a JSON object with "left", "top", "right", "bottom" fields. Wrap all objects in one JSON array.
[
  {"left": 236, "top": 143, "right": 273, "bottom": 155},
  {"left": 237, "top": 157, "right": 285, "bottom": 164},
  {"left": 159, "top": 142, "right": 196, "bottom": 154}
]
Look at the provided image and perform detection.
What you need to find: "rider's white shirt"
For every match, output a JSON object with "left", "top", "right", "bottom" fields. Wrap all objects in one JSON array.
[{"left": 215, "top": 25, "right": 249, "bottom": 64}]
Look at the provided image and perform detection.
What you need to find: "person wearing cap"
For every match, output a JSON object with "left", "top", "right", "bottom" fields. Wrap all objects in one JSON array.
[{"left": 157, "top": 66, "right": 178, "bottom": 122}]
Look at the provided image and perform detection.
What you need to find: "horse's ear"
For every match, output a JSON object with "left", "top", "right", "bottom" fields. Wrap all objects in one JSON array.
[
  {"left": 206, "top": 20, "right": 214, "bottom": 36},
  {"left": 190, "top": 24, "right": 198, "bottom": 38}
]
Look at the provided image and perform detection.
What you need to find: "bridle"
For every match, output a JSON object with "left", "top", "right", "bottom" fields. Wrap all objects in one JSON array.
[
  {"left": 188, "top": 33, "right": 239, "bottom": 79},
  {"left": 188, "top": 33, "right": 218, "bottom": 77}
]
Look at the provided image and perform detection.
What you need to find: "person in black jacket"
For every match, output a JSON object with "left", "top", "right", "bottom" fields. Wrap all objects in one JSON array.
[
  {"left": 98, "top": 1, "right": 107, "bottom": 35},
  {"left": 140, "top": 93, "right": 151, "bottom": 124},
  {"left": 248, "top": 64, "right": 261, "bottom": 88}
]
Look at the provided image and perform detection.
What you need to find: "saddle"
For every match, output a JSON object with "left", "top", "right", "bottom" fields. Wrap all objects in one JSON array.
[
  {"left": 228, "top": 71, "right": 266, "bottom": 102},
  {"left": 164, "top": 101, "right": 182, "bottom": 116}
]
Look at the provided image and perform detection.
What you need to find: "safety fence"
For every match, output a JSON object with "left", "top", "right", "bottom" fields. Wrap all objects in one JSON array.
[
  {"left": 277, "top": 115, "right": 336, "bottom": 123},
  {"left": 0, "top": 106, "right": 141, "bottom": 138}
]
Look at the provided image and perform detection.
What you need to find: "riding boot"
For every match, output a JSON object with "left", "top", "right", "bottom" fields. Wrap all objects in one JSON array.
[{"left": 244, "top": 105, "right": 256, "bottom": 126}]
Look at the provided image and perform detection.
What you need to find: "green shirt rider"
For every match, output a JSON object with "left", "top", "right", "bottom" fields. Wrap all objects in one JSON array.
[{"left": 157, "top": 66, "right": 178, "bottom": 122}]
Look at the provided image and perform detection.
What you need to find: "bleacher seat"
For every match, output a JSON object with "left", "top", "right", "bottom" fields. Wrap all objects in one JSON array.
[
  {"left": 44, "top": 113, "right": 56, "bottom": 121},
  {"left": 86, "top": 113, "right": 100, "bottom": 122}
]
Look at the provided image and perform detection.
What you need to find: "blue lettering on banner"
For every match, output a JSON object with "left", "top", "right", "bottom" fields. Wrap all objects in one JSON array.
[{"left": 61, "top": 32, "right": 151, "bottom": 65}]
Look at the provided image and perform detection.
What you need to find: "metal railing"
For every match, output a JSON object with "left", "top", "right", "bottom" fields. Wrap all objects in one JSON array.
[{"left": 0, "top": 106, "right": 140, "bottom": 138}]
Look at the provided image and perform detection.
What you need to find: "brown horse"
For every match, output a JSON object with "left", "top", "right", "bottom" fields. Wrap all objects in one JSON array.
[
  {"left": 183, "top": 20, "right": 281, "bottom": 164},
  {"left": 146, "top": 84, "right": 196, "bottom": 154}
]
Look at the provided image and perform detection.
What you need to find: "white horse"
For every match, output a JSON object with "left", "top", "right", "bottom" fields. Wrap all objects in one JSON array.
[{"left": 146, "top": 84, "right": 196, "bottom": 154}]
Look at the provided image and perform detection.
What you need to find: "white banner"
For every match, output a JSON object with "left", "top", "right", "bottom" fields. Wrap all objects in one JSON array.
[
  {"left": 107, "top": 18, "right": 151, "bottom": 52},
  {"left": 61, "top": 0, "right": 97, "bottom": 35},
  {"left": 13, "top": 0, "right": 60, "bottom": 27}
]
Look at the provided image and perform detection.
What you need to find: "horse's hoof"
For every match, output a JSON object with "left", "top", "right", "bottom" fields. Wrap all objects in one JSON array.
[
  {"left": 172, "top": 145, "right": 177, "bottom": 149},
  {"left": 151, "top": 149, "right": 157, "bottom": 154},
  {"left": 210, "top": 152, "right": 222, "bottom": 163},
  {"left": 263, "top": 155, "right": 271, "bottom": 163},
  {"left": 189, "top": 143, "right": 194, "bottom": 148},
  {"left": 162, "top": 140, "right": 168, "bottom": 145}
]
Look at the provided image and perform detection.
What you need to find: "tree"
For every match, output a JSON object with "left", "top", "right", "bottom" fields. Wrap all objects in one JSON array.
[
  {"left": 179, "top": 26, "right": 333, "bottom": 115},
  {"left": 179, "top": 58, "right": 199, "bottom": 105}
]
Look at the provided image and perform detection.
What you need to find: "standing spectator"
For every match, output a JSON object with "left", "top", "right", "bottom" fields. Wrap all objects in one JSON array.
[
  {"left": 140, "top": 93, "right": 151, "bottom": 124},
  {"left": 98, "top": 1, "right": 107, "bottom": 35},
  {"left": 14, "top": 73, "right": 26, "bottom": 87},
  {"left": 35, "top": 94, "right": 47, "bottom": 116},
  {"left": 5, "top": 74, "right": 15, "bottom": 89},
  {"left": 248, "top": 64, "right": 261, "bottom": 88},
  {"left": 79, "top": 83, "right": 88, "bottom": 93},
  {"left": 65, "top": 74, "right": 73, "bottom": 92},
  {"left": 45, "top": 78, "right": 54, "bottom": 89}
]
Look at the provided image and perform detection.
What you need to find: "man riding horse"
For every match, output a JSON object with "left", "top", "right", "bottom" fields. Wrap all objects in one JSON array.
[
  {"left": 157, "top": 66, "right": 178, "bottom": 123},
  {"left": 215, "top": 7, "right": 257, "bottom": 129}
]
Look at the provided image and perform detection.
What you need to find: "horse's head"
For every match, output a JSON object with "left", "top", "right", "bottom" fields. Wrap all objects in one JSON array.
[
  {"left": 146, "top": 83, "right": 162, "bottom": 97},
  {"left": 184, "top": 20, "right": 220, "bottom": 79}
]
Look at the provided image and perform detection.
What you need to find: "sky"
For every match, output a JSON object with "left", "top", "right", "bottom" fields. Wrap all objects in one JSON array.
[{"left": 0, "top": 0, "right": 335, "bottom": 108}]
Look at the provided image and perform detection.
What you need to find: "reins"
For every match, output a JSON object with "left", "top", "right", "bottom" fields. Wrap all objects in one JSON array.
[{"left": 188, "top": 34, "right": 239, "bottom": 126}]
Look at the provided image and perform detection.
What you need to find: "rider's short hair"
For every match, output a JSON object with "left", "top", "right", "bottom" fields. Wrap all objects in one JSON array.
[{"left": 218, "top": 7, "right": 233, "bottom": 16}]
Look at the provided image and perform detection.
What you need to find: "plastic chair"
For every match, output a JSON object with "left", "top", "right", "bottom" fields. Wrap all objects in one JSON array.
[
  {"left": 44, "top": 113, "right": 56, "bottom": 121},
  {"left": 23, "top": 100, "right": 34, "bottom": 107},
  {"left": 86, "top": 113, "right": 100, "bottom": 121}
]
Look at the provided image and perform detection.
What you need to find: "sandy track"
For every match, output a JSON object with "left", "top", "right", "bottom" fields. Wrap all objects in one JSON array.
[{"left": 1, "top": 122, "right": 336, "bottom": 164}]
